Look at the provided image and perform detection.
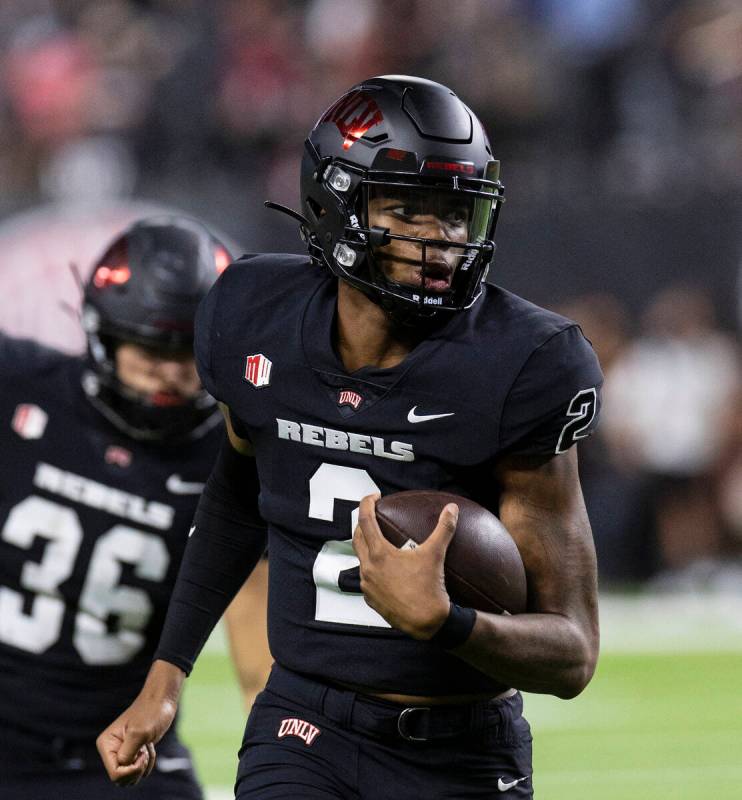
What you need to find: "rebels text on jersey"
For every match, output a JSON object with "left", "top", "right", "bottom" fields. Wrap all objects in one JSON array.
[
  {"left": 196, "top": 255, "right": 603, "bottom": 696},
  {"left": 0, "top": 334, "right": 221, "bottom": 747}
]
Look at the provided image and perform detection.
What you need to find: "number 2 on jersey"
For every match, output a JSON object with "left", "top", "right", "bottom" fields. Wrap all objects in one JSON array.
[
  {"left": 309, "top": 463, "right": 390, "bottom": 628},
  {"left": 556, "top": 387, "right": 597, "bottom": 454}
]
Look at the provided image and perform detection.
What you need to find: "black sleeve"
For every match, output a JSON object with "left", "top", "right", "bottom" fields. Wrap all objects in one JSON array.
[
  {"left": 154, "top": 435, "right": 267, "bottom": 675},
  {"left": 498, "top": 325, "right": 603, "bottom": 456}
]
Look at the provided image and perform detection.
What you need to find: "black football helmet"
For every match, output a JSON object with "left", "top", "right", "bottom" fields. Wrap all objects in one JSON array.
[
  {"left": 81, "top": 215, "right": 233, "bottom": 442},
  {"left": 298, "top": 75, "right": 504, "bottom": 321}
]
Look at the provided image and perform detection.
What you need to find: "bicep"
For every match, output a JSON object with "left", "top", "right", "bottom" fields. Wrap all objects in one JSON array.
[{"left": 495, "top": 448, "right": 598, "bottom": 630}]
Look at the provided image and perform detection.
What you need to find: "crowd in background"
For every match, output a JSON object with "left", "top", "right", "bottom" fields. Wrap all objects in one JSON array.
[
  {"left": 0, "top": 0, "right": 740, "bottom": 588},
  {"left": 1, "top": 1, "right": 740, "bottom": 225},
  {"left": 563, "top": 287, "right": 741, "bottom": 589}
]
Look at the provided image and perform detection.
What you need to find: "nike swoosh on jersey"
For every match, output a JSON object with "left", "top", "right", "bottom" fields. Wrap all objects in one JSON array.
[
  {"left": 407, "top": 406, "right": 455, "bottom": 424},
  {"left": 166, "top": 474, "right": 205, "bottom": 495},
  {"left": 156, "top": 756, "right": 193, "bottom": 773},
  {"left": 497, "top": 776, "right": 529, "bottom": 791}
]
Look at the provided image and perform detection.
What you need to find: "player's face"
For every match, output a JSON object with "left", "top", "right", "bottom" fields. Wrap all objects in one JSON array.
[
  {"left": 115, "top": 343, "right": 201, "bottom": 403},
  {"left": 367, "top": 187, "right": 471, "bottom": 292}
]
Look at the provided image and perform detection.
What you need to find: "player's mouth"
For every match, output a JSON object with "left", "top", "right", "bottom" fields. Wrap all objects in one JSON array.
[
  {"left": 150, "top": 391, "right": 188, "bottom": 407},
  {"left": 415, "top": 262, "right": 453, "bottom": 292}
]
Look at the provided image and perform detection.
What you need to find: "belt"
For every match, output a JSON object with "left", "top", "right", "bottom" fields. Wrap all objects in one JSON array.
[{"left": 266, "top": 664, "right": 516, "bottom": 743}]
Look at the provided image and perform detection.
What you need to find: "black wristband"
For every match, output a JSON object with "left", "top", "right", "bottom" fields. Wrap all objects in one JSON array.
[{"left": 429, "top": 602, "right": 476, "bottom": 650}]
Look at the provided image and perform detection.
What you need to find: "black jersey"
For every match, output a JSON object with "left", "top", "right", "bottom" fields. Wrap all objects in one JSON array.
[
  {"left": 0, "top": 334, "right": 221, "bottom": 745},
  {"left": 196, "top": 255, "right": 602, "bottom": 696}
]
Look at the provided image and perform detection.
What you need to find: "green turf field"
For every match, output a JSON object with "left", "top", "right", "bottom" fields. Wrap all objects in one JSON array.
[{"left": 180, "top": 599, "right": 742, "bottom": 799}]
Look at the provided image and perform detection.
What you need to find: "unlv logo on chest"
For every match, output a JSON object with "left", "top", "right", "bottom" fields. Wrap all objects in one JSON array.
[
  {"left": 104, "top": 445, "right": 132, "bottom": 468},
  {"left": 319, "top": 90, "right": 384, "bottom": 150},
  {"left": 337, "top": 388, "right": 363, "bottom": 410}
]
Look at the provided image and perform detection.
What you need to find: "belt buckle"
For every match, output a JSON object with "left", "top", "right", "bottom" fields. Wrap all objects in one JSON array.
[{"left": 397, "top": 706, "right": 431, "bottom": 742}]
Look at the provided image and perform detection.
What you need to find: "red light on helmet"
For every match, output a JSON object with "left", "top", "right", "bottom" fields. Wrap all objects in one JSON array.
[
  {"left": 422, "top": 160, "right": 476, "bottom": 176},
  {"left": 215, "top": 247, "right": 231, "bottom": 275},
  {"left": 93, "top": 265, "right": 131, "bottom": 289}
]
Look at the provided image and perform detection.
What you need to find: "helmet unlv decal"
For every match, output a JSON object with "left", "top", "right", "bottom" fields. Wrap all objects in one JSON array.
[
  {"left": 293, "top": 75, "right": 505, "bottom": 322},
  {"left": 81, "top": 215, "right": 233, "bottom": 441},
  {"left": 319, "top": 90, "right": 386, "bottom": 151}
]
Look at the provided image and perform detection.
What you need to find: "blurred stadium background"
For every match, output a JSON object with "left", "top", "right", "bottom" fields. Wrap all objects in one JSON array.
[{"left": 0, "top": 1, "right": 740, "bottom": 797}]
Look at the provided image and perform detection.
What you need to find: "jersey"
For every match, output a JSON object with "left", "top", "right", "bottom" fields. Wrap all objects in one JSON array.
[
  {"left": 0, "top": 334, "right": 222, "bottom": 749},
  {"left": 196, "top": 254, "right": 603, "bottom": 696}
]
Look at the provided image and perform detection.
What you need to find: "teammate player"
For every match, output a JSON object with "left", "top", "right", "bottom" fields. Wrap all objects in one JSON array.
[
  {"left": 98, "top": 77, "right": 602, "bottom": 798},
  {"left": 0, "top": 217, "right": 235, "bottom": 799}
]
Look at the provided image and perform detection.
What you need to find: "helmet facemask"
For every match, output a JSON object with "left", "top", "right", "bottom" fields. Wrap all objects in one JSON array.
[
  {"left": 81, "top": 318, "right": 219, "bottom": 443},
  {"left": 307, "top": 152, "right": 504, "bottom": 323}
]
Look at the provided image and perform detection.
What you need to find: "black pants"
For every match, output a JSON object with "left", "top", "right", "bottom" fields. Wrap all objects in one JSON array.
[
  {"left": 236, "top": 664, "right": 533, "bottom": 799},
  {"left": 0, "top": 728, "right": 202, "bottom": 800}
]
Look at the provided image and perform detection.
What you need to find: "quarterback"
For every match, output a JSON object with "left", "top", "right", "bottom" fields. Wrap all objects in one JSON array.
[{"left": 99, "top": 77, "right": 602, "bottom": 798}]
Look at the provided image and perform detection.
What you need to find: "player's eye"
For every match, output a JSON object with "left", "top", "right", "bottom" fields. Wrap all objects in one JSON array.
[
  {"left": 444, "top": 208, "right": 468, "bottom": 226},
  {"left": 390, "top": 204, "right": 420, "bottom": 221}
]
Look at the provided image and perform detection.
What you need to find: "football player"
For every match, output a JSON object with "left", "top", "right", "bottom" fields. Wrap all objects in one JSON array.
[
  {"left": 98, "top": 77, "right": 603, "bottom": 799},
  {"left": 0, "top": 217, "right": 235, "bottom": 799}
]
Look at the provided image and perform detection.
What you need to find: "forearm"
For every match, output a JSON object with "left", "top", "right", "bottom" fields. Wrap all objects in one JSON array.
[
  {"left": 452, "top": 609, "right": 597, "bottom": 698},
  {"left": 461, "top": 448, "right": 600, "bottom": 698},
  {"left": 154, "top": 517, "right": 266, "bottom": 674}
]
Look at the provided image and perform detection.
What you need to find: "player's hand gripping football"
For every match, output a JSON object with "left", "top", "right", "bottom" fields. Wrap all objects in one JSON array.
[
  {"left": 353, "top": 494, "right": 458, "bottom": 639},
  {"left": 97, "top": 660, "right": 184, "bottom": 786}
]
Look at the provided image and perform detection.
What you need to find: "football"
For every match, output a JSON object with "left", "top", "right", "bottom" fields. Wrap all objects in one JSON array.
[{"left": 375, "top": 491, "right": 527, "bottom": 615}]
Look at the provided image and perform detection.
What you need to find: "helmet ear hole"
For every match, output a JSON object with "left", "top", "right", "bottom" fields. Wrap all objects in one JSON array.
[{"left": 305, "top": 196, "right": 325, "bottom": 222}]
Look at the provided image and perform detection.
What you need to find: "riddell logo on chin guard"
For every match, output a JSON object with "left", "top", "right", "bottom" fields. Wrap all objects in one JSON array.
[
  {"left": 412, "top": 294, "right": 444, "bottom": 306},
  {"left": 277, "top": 718, "right": 321, "bottom": 746}
]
